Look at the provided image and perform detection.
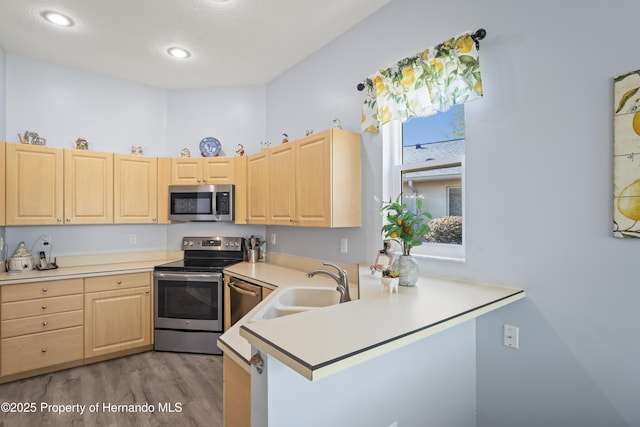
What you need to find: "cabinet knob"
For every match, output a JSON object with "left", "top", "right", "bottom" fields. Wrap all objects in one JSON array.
[
  {"left": 43, "top": 321, "right": 48, "bottom": 326},
  {"left": 117, "top": 280, "right": 122, "bottom": 285},
  {"left": 42, "top": 288, "right": 48, "bottom": 293},
  {"left": 66, "top": 218, "right": 71, "bottom": 222},
  {"left": 42, "top": 305, "right": 47, "bottom": 310},
  {"left": 57, "top": 218, "right": 62, "bottom": 223},
  {"left": 41, "top": 348, "right": 47, "bottom": 353},
  {"left": 145, "top": 290, "right": 150, "bottom": 294},
  {"left": 152, "top": 218, "right": 157, "bottom": 222}
]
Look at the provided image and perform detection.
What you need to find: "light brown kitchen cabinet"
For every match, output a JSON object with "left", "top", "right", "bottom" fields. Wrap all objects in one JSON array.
[
  {"left": 84, "top": 273, "right": 152, "bottom": 361},
  {"left": 267, "top": 128, "right": 361, "bottom": 228},
  {"left": 114, "top": 154, "right": 158, "bottom": 223},
  {"left": 0, "top": 278, "right": 84, "bottom": 377},
  {"left": 5, "top": 143, "right": 64, "bottom": 225},
  {"left": 268, "top": 143, "right": 296, "bottom": 225},
  {"left": 0, "top": 142, "right": 5, "bottom": 225},
  {"left": 246, "top": 151, "right": 270, "bottom": 224},
  {"left": 5, "top": 143, "right": 113, "bottom": 225},
  {"left": 223, "top": 354, "right": 251, "bottom": 427},
  {"left": 172, "top": 156, "right": 235, "bottom": 185},
  {"left": 157, "top": 157, "right": 172, "bottom": 224},
  {"left": 64, "top": 149, "right": 114, "bottom": 224},
  {"left": 234, "top": 156, "right": 248, "bottom": 224}
]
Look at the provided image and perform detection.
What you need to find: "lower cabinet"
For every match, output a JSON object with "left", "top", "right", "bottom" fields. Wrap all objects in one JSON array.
[
  {"left": 223, "top": 354, "right": 251, "bottom": 427},
  {"left": 0, "top": 273, "right": 153, "bottom": 382},
  {"left": 0, "top": 278, "right": 84, "bottom": 377},
  {"left": 84, "top": 274, "right": 152, "bottom": 360}
]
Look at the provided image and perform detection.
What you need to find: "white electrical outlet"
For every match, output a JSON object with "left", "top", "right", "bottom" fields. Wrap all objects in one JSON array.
[
  {"left": 129, "top": 234, "right": 137, "bottom": 245},
  {"left": 271, "top": 233, "right": 276, "bottom": 245},
  {"left": 340, "top": 238, "right": 348, "bottom": 253},
  {"left": 504, "top": 324, "right": 519, "bottom": 349},
  {"left": 0, "top": 236, "right": 4, "bottom": 251}
]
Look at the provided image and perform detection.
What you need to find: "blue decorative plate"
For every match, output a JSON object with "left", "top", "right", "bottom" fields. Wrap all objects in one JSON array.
[{"left": 199, "top": 137, "right": 221, "bottom": 157}]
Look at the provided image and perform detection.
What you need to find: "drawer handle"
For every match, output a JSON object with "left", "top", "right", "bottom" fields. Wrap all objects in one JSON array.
[
  {"left": 117, "top": 280, "right": 122, "bottom": 285},
  {"left": 42, "top": 288, "right": 48, "bottom": 293},
  {"left": 42, "top": 348, "right": 47, "bottom": 353},
  {"left": 42, "top": 305, "right": 48, "bottom": 310},
  {"left": 42, "top": 321, "right": 48, "bottom": 326}
]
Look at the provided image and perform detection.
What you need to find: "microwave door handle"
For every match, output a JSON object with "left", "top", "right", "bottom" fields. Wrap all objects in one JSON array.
[{"left": 212, "top": 192, "right": 217, "bottom": 217}]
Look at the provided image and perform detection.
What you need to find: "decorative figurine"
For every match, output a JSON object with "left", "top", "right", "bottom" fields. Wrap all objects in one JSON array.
[
  {"left": 75, "top": 138, "right": 89, "bottom": 150},
  {"left": 332, "top": 118, "right": 343, "bottom": 129},
  {"left": 19, "top": 130, "right": 46, "bottom": 145},
  {"left": 281, "top": 133, "right": 289, "bottom": 144},
  {"left": 306, "top": 129, "right": 313, "bottom": 136},
  {"left": 130, "top": 146, "right": 144, "bottom": 155},
  {"left": 260, "top": 141, "right": 271, "bottom": 151},
  {"left": 235, "top": 144, "right": 245, "bottom": 156},
  {"left": 180, "top": 147, "right": 191, "bottom": 157}
]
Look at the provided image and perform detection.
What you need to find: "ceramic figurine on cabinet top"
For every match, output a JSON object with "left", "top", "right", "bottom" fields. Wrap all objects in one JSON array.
[
  {"left": 282, "top": 133, "right": 289, "bottom": 144},
  {"left": 75, "top": 138, "right": 89, "bottom": 150},
  {"left": 180, "top": 147, "right": 191, "bottom": 157},
  {"left": 235, "top": 144, "right": 245, "bottom": 156}
]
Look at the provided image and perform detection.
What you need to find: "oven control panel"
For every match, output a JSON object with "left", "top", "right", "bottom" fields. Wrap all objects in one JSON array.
[{"left": 182, "top": 236, "right": 243, "bottom": 251}]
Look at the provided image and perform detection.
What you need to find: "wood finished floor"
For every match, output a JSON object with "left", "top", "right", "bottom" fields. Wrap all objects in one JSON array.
[{"left": 0, "top": 351, "right": 223, "bottom": 427}]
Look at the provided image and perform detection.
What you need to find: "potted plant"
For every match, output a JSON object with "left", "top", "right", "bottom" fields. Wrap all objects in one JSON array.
[
  {"left": 381, "top": 269, "right": 400, "bottom": 293},
  {"left": 380, "top": 194, "right": 432, "bottom": 286}
]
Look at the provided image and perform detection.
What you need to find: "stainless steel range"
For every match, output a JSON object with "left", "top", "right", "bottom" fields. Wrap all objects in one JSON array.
[{"left": 153, "top": 236, "right": 244, "bottom": 354}]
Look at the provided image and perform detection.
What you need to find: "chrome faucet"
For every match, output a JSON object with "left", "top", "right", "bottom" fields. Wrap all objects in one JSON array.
[{"left": 306, "top": 261, "right": 351, "bottom": 303}]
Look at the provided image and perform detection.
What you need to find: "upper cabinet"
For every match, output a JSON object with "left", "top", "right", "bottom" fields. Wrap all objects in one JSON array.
[
  {"left": 6, "top": 143, "right": 64, "bottom": 225},
  {"left": 114, "top": 154, "right": 158, "bottom": 224},
  {"left": 172, "top": 157, "right": 235, "bottom": 185},
  {"left": 64, "top": 149, "right": 113, "bottom": 224},
  {"left": 250, "top": 128, "right": 362, "bottom": 228},
  {"left": 0, "top": 142, "right": 5, "bottom": 226}
]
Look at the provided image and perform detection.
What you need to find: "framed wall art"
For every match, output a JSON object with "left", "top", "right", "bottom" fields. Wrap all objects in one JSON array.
[{"left": 613, "top": 69, "right": 640, "bottom": 238}]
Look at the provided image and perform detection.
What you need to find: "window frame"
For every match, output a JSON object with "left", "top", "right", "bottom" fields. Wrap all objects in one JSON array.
[{"left": 383, "top": 120, "right": 466, "bottom": 262}]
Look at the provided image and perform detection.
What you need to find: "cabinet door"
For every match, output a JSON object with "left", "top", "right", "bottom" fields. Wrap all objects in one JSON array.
[
  {"left": 202, "top": 157, "right": 235, "bottom": 184},
  {"left": 172, "top": 158, "right": 202, "bottom": 184},
  {"left": 114, "top": 154, "right": 158, "bottom": 223},
  {"left": 64, "top": 149, "right": 113, "bottom": 224},
  {"left": 296, "top": 131, "right": 331, "bottom": 227},
  {"left": 84, "top": 286, "right": 151, "bottom": 359},
  {"left": 269, "top": 144, "right": 296, "bottom": 225},
  {"left": 5, "top": 143, "right": 64, "bottom": 225},
  {"left": 247, "top": 152, "right": 269, "bottom": 224},
  {"left": 157, "top": 158, "right": 172, "bottom": 224},
  {"left": 0, "top": 142, "right": 5, "bottom": 226},
  {"left": 234, "top": 156, "right": 248, "bottom": 224}
]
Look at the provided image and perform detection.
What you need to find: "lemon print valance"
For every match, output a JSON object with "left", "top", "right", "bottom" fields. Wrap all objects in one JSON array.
[{"left": 361, "top": 31, "right": 483, "bottom": 133}]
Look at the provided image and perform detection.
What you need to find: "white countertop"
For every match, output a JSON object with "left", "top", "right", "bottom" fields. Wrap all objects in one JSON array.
[{"left": 218, "top": 262, "right": 525, "bottom": 381}]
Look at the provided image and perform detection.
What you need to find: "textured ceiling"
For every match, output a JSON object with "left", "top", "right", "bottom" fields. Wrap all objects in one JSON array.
[{"left": 0, "top": 0, "right": 391, "bottom": 89}]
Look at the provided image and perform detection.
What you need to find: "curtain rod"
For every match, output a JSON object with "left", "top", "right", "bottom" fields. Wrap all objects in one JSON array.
[{"left": 356, "top": 28, "right": 487, "bottom": 92}]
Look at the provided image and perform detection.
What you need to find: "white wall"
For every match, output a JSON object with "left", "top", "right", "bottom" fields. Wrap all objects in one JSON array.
[
  {"left": 264, "top": 0, "right": 640, "bottom": 426},
  {"left": 252, "top": 321, "right": 476, "bottom": 427}
]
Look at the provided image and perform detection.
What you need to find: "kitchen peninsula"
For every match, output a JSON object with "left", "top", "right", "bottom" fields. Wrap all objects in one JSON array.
[{"left": 218, "top": 261, "right": 524, "bottom": 427}]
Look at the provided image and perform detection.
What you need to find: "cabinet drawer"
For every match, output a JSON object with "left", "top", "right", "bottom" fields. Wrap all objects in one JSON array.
[
  {"left": 1, "top": 326, "right": 84, "bottom": 376},
  {"left": 84, "top": 272, "right": 151, "bottom": 293},
  {"left": 1, "top": 294, "right": 84, "bottom": 321},
  {"left": 1, "top": 310, "right": 84, "bottom": 338},
  {"left": 1, "top": 278, "right": 83, "bottom": 302}
]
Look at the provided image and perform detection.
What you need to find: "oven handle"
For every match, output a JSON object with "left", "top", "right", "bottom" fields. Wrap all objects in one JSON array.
[
  {"left": 154, "top": 271, "right": 222, "bottom": 281},
  {"left": 228, "top": 281, "right": 260, "bottom": 298}
]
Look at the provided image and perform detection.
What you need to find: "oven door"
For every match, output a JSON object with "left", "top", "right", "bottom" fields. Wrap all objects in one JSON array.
[{"left": 154, "top": 271, "right": 223, "bottom": 332}]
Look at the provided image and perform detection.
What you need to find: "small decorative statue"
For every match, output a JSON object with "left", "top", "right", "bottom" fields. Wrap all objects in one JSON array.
[
  {"left": 332, "top": 118, "right": 343, "bottom": 129},
  {"left": 235, "top": 144, "right": 245, "bottom": 156},
  {"left": 130, "top": 146, "right": 143, "bottom": 155},
  {"left": 305, "top": 129, "right": 313, "bottom": 136},
  {"left": 260, "top": 141, "right": 271, "bottom": 151},
  {"left": 381, "top": 269, "right": 400, "bottom": 293},
  {"left": 180, "top": 147, "right": 191, "bottom": 157},
  {"left": 281, "top": 133, "right": 289, "bottom": 144},
  {"left": 19, "top": 130, "right": 46, "bottom": 145},
  {"left": 75, "top": 138, "right": 89, "bottom": 150}
]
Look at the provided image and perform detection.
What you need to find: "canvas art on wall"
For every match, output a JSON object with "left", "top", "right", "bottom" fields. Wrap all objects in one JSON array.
[{"left": 614, "top": 69, "right": 640, "bottom": 238}]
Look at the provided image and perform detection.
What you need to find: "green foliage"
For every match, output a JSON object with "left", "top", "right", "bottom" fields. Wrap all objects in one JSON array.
[
  {"left": 382, "top": 269, "right": 400, "bottom": 278},
  {"left": 380, "top": 194, "right": 432, "bottom": 255}
]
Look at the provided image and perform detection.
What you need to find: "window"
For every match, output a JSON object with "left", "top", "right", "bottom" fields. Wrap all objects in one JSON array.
[{"left": 384, "top": 105, "right": 465, "bottom": 260}]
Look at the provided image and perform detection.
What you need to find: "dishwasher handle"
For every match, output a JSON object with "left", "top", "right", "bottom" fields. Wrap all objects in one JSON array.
[{"left": 228, "top": 281, "right": 260, "bottom": 298}]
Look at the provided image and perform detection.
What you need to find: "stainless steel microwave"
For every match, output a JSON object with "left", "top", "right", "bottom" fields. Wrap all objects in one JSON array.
[{"left": 169, "top": 185, "right": 234, "bottom": 222}]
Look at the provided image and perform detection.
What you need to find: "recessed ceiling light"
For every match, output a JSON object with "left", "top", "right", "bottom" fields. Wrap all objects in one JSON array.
[
  {"left": 41, "top": 11, "right": 74, "bottom": 27},
  {"left": 167, "top": 47, "right": 191, "bottom": 59}
]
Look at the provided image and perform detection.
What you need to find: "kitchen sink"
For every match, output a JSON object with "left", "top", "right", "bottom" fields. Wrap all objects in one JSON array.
[{"left": 248, "top": 286, "right": 340, "bottom": 322}]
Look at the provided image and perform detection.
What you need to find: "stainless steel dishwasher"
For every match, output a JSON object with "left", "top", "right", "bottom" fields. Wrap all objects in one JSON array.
[{"left": 228, "top": 279, "right": 262, "bottom": 326}]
